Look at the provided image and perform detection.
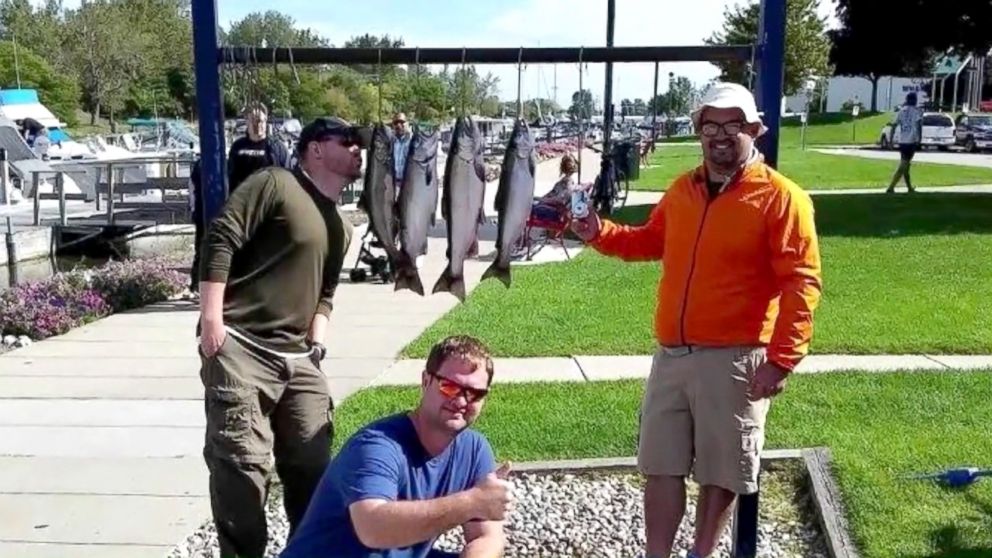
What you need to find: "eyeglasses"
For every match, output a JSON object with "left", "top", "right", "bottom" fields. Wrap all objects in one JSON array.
[
  {"left": 428, "top": 371, "right": 489, "bottom": 403},
  {"left": 700, "top": 121, "right": 745, "bottom": 137},
  {"left": 392, "top": 120, "right": 406, "bottom": 126}
]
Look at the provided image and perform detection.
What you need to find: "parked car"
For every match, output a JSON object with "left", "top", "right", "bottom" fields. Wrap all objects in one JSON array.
[
  {"left": 953, "top": 113, "right": 992, "bottom": 153},
  {"left": 879, "top": 111, "right": 956, "bottom": 150}
]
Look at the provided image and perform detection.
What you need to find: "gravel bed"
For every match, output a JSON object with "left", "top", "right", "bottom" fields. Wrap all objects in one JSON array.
[{"left": 166, "top": 462, "right": 828, "bottom": 558}]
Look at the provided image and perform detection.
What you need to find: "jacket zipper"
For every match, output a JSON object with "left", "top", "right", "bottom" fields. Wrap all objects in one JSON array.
[{"left": 678, "top": 195, "right": 712, "bottom": 346}]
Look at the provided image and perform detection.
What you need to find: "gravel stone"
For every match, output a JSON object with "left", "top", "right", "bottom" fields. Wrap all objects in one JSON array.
[{"left": 166, "top": 469, "right": 828, "bottom": 558}]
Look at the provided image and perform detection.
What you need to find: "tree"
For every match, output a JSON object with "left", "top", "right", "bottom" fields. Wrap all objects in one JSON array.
[
  {"left": 829, "top": 0, "right": 991, "bottom": 111},
  {"left": 342, "top": 33, "right": 405, "bottom": 77},
  {"left": 63, "top": 0, "right": 147, "bottom": 130},
  {"left": 0, "top": 0, "right": 68, "bottom": 71},
  {"left": 569, "top": 89, "right": 595, "bottom": 120},
  {"left": 224, "top": 10, "right": 326, "bottom": 48},
  {"left": 0, "top": 40, "right": 79, "bottom": 125},
  {"left": 705, "top": 0, "right": 831, "bottom": 96},
  {"left": 632, "top": 98, "right": 648, "bottom": 116}
]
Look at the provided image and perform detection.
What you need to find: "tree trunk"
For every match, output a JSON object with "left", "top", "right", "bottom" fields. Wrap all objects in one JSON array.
[
  {"left": 91, "top": 102, "right": 100, "bottom": 125},
  {"left": 109, "top": 106, "right": 116, "bottom": 134}
]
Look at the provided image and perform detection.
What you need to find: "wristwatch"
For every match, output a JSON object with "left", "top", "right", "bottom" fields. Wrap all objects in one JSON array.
[{"left": 311, "top": 341, "right": 327, "bottom": 361}]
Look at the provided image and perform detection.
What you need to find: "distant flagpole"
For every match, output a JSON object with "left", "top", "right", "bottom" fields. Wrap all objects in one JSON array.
[{"left": 12, "top": 31, "right": 22, "bottom": 88}]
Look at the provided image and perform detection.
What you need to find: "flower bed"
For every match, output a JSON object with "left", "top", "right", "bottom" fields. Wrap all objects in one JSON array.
[{"left": 0, "top": 257, "right": 187, "bottom": 342}]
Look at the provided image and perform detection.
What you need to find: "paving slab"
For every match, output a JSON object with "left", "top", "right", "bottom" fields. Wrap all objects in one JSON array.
[
  {"left": 0, "top": 493, "right": 207, "bottom": 546},
  {"left": 0, "top": 376, "right": 201, "bottom": 400},
  {"left": 0, "top": 542, "right": 172, "bottom": 558},
  {"left": 0, "top": 355, "right": 199, "bottom": 377},
  {"left": 372, "top": 357, "right": 584, "bottom": 386},
  {"left": 0, "top": 399, "right": 203, "bottom": 427},
  {"left": 329, "top": 375, "right": 381, "bottom": 404},
  {"left": 0, "top": 426, "right": 202, "bottom": 458},
  {"left": 795, "top": 354, "right": 943, "bottom": 373},
  {"left": 0, "top": 456, "right": 207, "bottom": 497},
  {"left": 574, "top": 355, "right": 654, "bottom": 380},
  {"left": 924, "top": 355, "right": 992, "bottom": 369},
  {"left": 9, "top": 339, "right": 196, "bottom": 359}
]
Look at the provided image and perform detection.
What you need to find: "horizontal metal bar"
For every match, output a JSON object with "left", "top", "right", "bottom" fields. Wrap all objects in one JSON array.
[{"left": 218, "top": 45, "right": 754, "bottom": 65}]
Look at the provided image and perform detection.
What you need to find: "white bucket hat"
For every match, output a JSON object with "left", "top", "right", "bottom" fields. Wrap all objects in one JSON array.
[{"left": 691, "top": 82, "right": 768, "bottom": 136}]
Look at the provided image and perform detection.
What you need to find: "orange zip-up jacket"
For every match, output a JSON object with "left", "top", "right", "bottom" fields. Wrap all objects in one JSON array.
[{"left": 590, "top": 159, "right": 823, "bottom": 372}]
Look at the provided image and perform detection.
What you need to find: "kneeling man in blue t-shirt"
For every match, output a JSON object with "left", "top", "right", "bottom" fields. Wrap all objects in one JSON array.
[{"left": 280, "top": 335, "right": 512, "bottom": 558}]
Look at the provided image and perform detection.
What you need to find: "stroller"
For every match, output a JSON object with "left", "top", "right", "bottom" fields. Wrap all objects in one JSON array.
[
  {"left": 349, "top": 227, "right": 394, "bottom": 283},
  {"left": 349, "top": 186, "right": 394, "bottom": 284}
]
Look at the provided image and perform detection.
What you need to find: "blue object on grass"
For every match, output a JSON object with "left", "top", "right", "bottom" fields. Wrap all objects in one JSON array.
[{"left": 906, "top": 467, "right": 992, "bottom": 488}]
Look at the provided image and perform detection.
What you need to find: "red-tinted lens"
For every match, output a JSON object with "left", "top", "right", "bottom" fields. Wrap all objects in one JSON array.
[{"left": 436, "top": 378, "right": 487, "bottom": 402}]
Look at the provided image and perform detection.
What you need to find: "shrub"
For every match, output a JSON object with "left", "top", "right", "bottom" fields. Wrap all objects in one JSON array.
[
  {"left": 0, "top": 257, "right": 186, "bottom": 341},
  {"left": 89, "top": 258, "right": 186, "bottom": 311}
]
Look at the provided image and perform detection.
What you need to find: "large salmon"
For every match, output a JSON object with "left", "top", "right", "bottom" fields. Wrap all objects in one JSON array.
[
  {"left": 394, "top": 127, "right": 440, "bottom": 295},
  {"left": 433, "top": 116, "right": 486, "bottom": 301},
  {"left": 358, "top": 123, "right": 401, "bottom": 271},
  {"left": 482, "top": 118, "right": 536, "bottom": 286}
]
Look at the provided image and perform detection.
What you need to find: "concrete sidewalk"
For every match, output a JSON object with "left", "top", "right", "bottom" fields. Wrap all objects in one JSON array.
[{"left": 372, "top": 354, "right": 992, "bottom": 386}]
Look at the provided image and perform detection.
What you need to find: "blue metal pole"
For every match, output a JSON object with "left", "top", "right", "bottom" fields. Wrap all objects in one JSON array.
[
  {"left": 191, "top": 0, "right": 227, "bottom": 224},
  {"left": 733, "top": 2, "right": 785, "bottom": 556},
  {"left": 754, "top": 0, "right": 786, "bottom": 169}
]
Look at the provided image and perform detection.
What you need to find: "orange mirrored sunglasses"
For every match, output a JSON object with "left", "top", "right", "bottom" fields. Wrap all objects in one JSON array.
[{"left": 429, "top": 371, "right": 489, "bottom": 403}]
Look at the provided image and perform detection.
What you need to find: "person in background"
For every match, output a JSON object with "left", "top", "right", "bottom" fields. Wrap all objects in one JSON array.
[
  {"left": 197, "top": 116, "right": 362, "bottom": 558},
  {"left": 887, "top": 92, "right": 923, "bottom": 194},
  {"left": 227, "top": 102, "right": 291, "bottom": 193},
  {"left": 392, "top": 112, "right": 413, "bottom": 196},
  {"left": 280, "top": 335, "right": 510, "bottom": 558},
  {"left": 32, "top": 127, "right": 51, "bottom": 160},
  {"left": 571, "top": 82, "right": 822, "bottom": 558}
]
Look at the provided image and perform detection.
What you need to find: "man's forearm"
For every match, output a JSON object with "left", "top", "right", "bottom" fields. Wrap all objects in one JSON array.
[
  {"left": 461, "top": 532, "right": 505, "bottom": 558},
  {"left": 308, "top": 313, "right": 329, "bottom": 344},
  {"left": 198, "top": 281, "right": 227, "bottom": 325},
  {"left": 352, "top": 492, "right": 477, "bottom": 550}
]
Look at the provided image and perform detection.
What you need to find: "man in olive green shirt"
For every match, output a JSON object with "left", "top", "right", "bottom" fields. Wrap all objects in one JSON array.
[{"left": 197, "top": 117, "right": 364, "bottom": 558}]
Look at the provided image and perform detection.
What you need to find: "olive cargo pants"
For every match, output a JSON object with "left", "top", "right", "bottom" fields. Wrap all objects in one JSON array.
[{"left": 199, "top": 333, "right": 333, "bottom": 558}]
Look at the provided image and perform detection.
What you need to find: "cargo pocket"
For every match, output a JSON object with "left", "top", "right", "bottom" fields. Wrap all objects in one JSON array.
[{"left": 205, "top": 385, "right": 261, "bottom": 464}]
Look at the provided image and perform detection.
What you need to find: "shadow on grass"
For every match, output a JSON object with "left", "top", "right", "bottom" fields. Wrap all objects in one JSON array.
[
  {"left": 901, "top": 487, "right": 992, "bottom": 558},
  {"left": 611, "top": 193, "right": 992, "bottom": 238}
]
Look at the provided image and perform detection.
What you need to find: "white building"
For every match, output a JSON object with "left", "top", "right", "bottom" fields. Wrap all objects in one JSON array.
[{"left": 784, "top": 76, "right": 932, "bottom": 114}]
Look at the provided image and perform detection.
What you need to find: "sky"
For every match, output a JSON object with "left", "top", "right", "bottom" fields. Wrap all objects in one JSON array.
[{"left": 42, "top": 0, "right": 841, "bottom": 107}]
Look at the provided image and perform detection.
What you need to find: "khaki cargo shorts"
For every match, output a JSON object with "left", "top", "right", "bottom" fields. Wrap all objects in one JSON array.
[{"left": 637, "top": 345, "right": 771, "bottom": 495}]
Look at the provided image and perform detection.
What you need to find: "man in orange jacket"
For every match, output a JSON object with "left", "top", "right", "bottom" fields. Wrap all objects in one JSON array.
[{"left": 572, "top": 82, "right": 822, "bottom": 558}]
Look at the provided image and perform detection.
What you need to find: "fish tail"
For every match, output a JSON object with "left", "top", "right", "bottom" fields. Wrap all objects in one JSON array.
[
  {"left": 432, "top": 268, "right": 466, "bottom": 301},
  {"left": 393, "top": 260, "right": 425, "bottom": 296},
  {"left": 481, "top": 260, "right": 511, "bottom": 288}
]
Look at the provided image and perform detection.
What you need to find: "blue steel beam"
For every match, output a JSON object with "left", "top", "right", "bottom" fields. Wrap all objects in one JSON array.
[
  {"left": 734, "top": 5, "right": 786, "bottom": 556},
  {"left": 754, "top": 0, "right": 787, "bottom": 169},
  {"left": 191, "top": 0, "right": 227, "bottom": 225}
]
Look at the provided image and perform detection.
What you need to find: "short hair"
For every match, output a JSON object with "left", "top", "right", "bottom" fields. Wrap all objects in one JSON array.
[
  {"left": 560, "top": 154, "right": 577, "bottom": 175},
  {"left": 425, "top": 335, "right": 494, "bottom": 386},
  {"left": 244, "top": 102, "right": 268, "bottom": 117}
]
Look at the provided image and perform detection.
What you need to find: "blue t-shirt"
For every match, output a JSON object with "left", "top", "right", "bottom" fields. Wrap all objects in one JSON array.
[{"left": 280, "top": 413, "right": 496, "bottom": 558}]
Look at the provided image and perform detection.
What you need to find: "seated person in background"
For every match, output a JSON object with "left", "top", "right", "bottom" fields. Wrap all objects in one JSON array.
[
  {"left": 279, "top": 335, "right": 512, "bottom": 558},
  {"left": 531, "top": 154, "right": 579, "bottom": 221}
]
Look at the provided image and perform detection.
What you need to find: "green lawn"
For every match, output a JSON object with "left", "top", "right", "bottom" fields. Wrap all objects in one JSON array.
[
  {"left": 332, "top": 372, "right": 992, "bottom": 558},
  {"left": 403, "top": 193, "right": 992, "bottom": 358},
  {"left": 632, "top": 144, "right": 992, "bottom": 191},
  {"left": 779, "top": 111, "right": 893, "bottom": 146}
]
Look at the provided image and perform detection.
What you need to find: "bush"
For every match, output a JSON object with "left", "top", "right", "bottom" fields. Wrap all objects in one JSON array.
[
  {"left": 0, "top": 257, "right": 186, "bottom": 341},
  {"left": 89, "top": 258, "right": 186, "bottom": 311}
]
